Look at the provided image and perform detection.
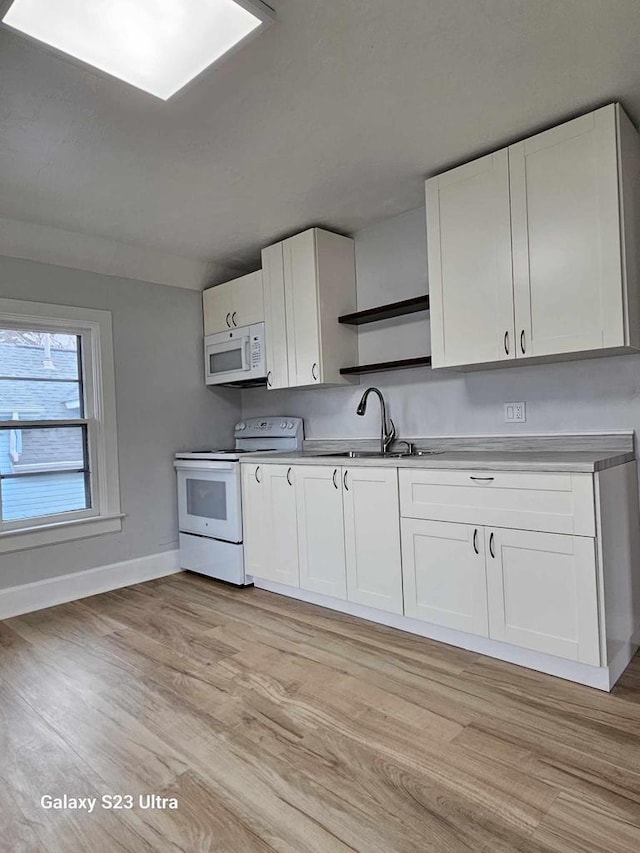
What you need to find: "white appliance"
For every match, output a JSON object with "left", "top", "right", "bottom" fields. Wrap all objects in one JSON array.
[
  {"left": 174, "top": 416, "right": 304, "bottom": 585},
  {"left": 204, "top": 322, "right": 266, "bottom": 387}
]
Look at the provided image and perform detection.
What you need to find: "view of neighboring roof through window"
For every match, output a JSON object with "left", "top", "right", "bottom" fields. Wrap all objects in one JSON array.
[{"left": 0, "top": 330, "right": 90, "bottom": 523}]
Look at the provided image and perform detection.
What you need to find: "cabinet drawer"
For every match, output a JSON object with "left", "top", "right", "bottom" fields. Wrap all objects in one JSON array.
[{"left": 399, "top": 469, "right": 595, "bottom": 536}]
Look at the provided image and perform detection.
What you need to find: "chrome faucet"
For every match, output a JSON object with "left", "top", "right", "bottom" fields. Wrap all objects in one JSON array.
[{"left": 356, "top": 387, "right": 396, "bottom": 454}]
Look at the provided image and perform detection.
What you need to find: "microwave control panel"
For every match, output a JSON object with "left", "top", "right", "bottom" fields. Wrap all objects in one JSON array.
[{"left": 251, "top": 335, "right": 262, "bottom": 369}]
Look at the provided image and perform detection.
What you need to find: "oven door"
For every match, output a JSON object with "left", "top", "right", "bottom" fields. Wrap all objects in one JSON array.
[
  {"left": 204, "top": 329, "right": 250, "bottom": 385},
  {"left": 175, "top": 461, "right": 242, "bottom": 542}
]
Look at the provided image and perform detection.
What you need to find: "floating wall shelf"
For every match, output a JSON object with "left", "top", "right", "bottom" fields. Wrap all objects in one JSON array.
[
  {"left": 340, "top": 356, "right": 432, "bottom": 376},
  {"left": 338, "top": 295, "right": 430, "bottom": 326}
]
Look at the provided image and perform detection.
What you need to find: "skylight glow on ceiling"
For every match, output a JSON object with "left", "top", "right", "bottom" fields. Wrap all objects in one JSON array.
[{"left": 1, "top": 0, "right": 273, "bottom": 99}]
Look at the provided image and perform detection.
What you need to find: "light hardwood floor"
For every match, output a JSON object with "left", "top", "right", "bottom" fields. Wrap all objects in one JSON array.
[{"left": 1, "top": 572, "right": 640, "bottom": 852}]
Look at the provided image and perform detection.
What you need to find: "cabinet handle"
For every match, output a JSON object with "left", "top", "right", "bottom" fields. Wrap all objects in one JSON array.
[
  {"left": 225, "top": 312, "right": 231, "bottom": 328},
  {"left": 473, "top": 528, "right": 479, "bottom": 555},
  {"left": 267, "top": 371, "right": 273, "bottom": 387},
  {"left": 504, "top": 330, "right": 510, "bottom": 355},
  {"left": 489, "top": 531, "right": 496, "bottom": 559},
  {"left": 312, "top": 362, "right": 319, "bottom": 381},
  {"left": 255, "top": 465, "right": 261, "bottom": 483},
  {"left": 520, "top": 329, "right": 526, "bottom": 354},
  {"left": 286, "top": 467, "right": 293, "bottom": 486},
  {"left": 332, "top": 468, "right": 339, "bottom": 489},
  {"left": 232, "top": 311, "right": 237, "bottom": 327},
  {"left": 470, "top": 476, "right": 494, "bottom": 482},
  {"left": 343, "top": 470, "right": 349, "bottom": 491}
]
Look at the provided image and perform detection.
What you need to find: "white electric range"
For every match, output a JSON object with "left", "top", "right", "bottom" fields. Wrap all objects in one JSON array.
[{"left": 174, "top": 416, "right": 304, "bottom": 585}]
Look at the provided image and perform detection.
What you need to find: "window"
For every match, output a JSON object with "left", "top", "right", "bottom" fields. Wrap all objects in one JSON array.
[{"left": 0, "top": 299, "right": 121, "bottom": 552}]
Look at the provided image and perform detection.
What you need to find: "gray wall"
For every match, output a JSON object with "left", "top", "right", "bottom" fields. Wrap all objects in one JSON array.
[
  {"left": 242, "top": 207, "right": 640, "bottom": 443},
  {"left": 0, "top": 256, "right": 240, "bottom": 589}
]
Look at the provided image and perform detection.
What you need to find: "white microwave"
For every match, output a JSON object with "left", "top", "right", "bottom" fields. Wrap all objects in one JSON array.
[{"left": 204, "top": 322, "right": 267, "bottom": 387}]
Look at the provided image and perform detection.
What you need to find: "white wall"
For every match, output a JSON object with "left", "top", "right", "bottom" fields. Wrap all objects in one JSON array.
[
  {"left": 242, "top": 207, "right": 640, "bottom": 443},
  {"left": 0, "top": 256, "right": 240, "bottom": 589}
]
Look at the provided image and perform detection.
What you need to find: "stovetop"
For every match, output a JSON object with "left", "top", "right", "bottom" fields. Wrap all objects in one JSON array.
[{"left": 175, "top": 416, "right": 304, "bottom": 462}]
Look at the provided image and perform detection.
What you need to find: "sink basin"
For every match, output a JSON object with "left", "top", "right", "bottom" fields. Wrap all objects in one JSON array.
[{"left": 312, "top": 449, "right": 441, "bottom": 459}]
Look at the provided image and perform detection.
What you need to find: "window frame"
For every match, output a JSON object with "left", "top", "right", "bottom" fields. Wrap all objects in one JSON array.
[{"left": 0, "top": 298, "right": 122, "bottom": 552}]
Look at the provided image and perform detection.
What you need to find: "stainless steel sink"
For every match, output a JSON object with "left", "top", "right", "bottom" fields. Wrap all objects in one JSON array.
[{"left": 312, "top": 449, "right": 441, "bottom": 459}]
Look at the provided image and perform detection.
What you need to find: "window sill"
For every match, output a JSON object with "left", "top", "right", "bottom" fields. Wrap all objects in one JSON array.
[{"left": 0, "top": 513, "right": 125, "bottom": 554}]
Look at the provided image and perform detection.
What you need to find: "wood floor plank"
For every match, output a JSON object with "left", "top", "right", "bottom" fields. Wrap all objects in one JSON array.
[{"left": 2, "top": 572, "right": 640, "bottom": 852}]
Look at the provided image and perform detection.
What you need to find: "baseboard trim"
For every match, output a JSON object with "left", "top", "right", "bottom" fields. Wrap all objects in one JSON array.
[
  {"left": 254, "top": 579, "right": 617, "bottom": 691},
  {"left": 0, "top": 550, "right": 181, "bottom": 620}
]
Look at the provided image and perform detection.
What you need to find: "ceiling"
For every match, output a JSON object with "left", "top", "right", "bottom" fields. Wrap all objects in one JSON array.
[{"left": 1, "top": 0, "right": 640, "bottom": 288}]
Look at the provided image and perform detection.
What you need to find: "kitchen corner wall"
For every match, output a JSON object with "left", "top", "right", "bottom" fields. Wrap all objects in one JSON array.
[
  {"left": 241, "top": 207, "right": 640, "bottom": 443},
  {"left": 0, "top": 256, "right": 240, "bottom": 589}
]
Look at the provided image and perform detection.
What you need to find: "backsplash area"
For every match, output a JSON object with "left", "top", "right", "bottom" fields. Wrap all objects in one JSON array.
[{"left": 241, "top": 207, "right": 640, "bottom": 443}]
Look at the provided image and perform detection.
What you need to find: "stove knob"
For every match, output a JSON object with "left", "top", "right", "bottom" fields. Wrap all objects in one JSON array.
[
  {"left": 287, "top": 421, "right": 294, "bottom": 429},
  {"left": 280, "top": 421, "right": 287, "bottom": 429},
  {"left": 237, "top": 422, "right": 246, "bottom": 431}
]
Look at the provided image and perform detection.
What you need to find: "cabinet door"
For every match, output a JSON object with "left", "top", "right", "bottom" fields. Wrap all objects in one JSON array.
[
  {"left": 510, "top": 105, "right": 624, "bottom": 358},
  {"left": 242, "top": 463, "right": 268, "bottom": 579},
  {"left": 261, "top": 243, "right": 290, "bottom": 389},
  {"left": 260, "top": 465, "right": 299, "bottom": 586},
  {"left": 295, "top": 466, "right": 346, "bottom": 599},
  {"left": 232, "top": 270, "right": 264, "bottom": 328},
  {"left": 283, "top": 230, "right": 322, "bottom": 386},
  {"left": 426, "top": 150, "right": 515, "bottom": 368},
  {"left": 486, "top": 528, "right": 600, "bottom": 665},
  {"left": 343, "top": 466, "right": 403, "bottom": 614},
  {"left": 203, "top": 282, "right": 234, "bottom": 335},
  {"left": 401, "top": 519, "right": 489, "bottom": 635}
]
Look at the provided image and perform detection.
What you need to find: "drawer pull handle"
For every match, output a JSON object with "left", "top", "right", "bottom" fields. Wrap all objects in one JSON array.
[
  {"left": 520, "top": 329, "right": 526, "bottom": 354},
  {"left": 312, "top": 362, "right": 319, "bottom": 381},
  {"left": 232, "top": 311, "right": 238, "bottom": 327},
  {"left": 470, "top": 476, "right": 494, "bottom": 482},
  {"left": 332, "top": 468, "right": 339, "bottom": 489},
  {"left": 255, "top": 466, "right": 261, "bottom": 483},
  {"left": 225, "top": 312, "right": 231, "bottom": 328},
  {"left": 473, "top": 528, "right": 479, "bottom": 555},
  {"left": 286, "top": 467, "right": 293, "bottom": 486},
  {"left": 504, "top": 330, "right": 509, "bottom": 355},
  {"left": 489, "top": 531, "right": 496, "bottom": 559},
  {"left": 343, "top": 470, "right": 349, "bottom": 491}
]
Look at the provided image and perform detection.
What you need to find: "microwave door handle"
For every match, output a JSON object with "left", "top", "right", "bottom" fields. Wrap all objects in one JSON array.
[{"left": 244, "top": 338, "right": 251, "bottom": 371}]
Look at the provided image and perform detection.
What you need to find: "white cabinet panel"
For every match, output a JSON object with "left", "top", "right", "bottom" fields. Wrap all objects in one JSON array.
[
  {"left": 343, "top": 466, "right": 403, "bottom": 614},
  {"left": 401, "top": 518, "right": 489, "bottom": 635},
  {"left": 261, "top": 243, "right": 290, "bottom": 389},
  {"left": 426, "top": 150, "right": 515, "bottom": 368},
  {"left": 399, "top": 468, "right": 595, "bottom": 536},
  {"left": 295, "top": 465, "right": 346, "bottom": 599},
  {"left": 241, "top": 463, "right": 268, "bottom": 579},
  {"left": 261, "top": 465, "right": 299, "bottom": 586},
  {"left": 486, "top": 528, "right": 600, "bottom": 665},
  {"left": 284, "top": 229, "right": 322, "bottom": 386},
  {"left": 203, "top": 281, "right": 234, "bottom": 335},
  {"left": 511, "top": 105, "right": 624, "bottom": 357},
  {"left": 232, "top": 270, "right": 264, "bottom": 329}
]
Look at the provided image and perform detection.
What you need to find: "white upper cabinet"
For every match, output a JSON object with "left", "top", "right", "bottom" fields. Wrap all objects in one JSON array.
[
  {"left": 203, "top": 270, "right": 264, "bottom": 335},
  {"left": 261, "top": 228, "right": 357, "bottom": 389},
  {"left": 426, "top": 151, "right": 515, "bottom": 368},
  {"left": 426, "top": 104, "right": 640, "bottom": 369}
]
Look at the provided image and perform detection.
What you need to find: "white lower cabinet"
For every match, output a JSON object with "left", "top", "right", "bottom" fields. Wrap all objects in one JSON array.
[
  {"left": 296, "top": 466, "right": 347, "bottom": 599},
  {"left": 243, "top": 463, "right": 402, "bottom": 613},
  {"left": 242, "top": 463, "right": 268, "bottom": 579},
  {"left": 485, "top": 527, "right": 600, "bottom": 665},
  {"left": 343, "top": 467, "right": 403, "bottom": 614},
  {"left": 262, "top": 464, "right": 300, "bottom": 587},
  {"left": 401, "top": 519, "right": 489, "bottom": 635}
]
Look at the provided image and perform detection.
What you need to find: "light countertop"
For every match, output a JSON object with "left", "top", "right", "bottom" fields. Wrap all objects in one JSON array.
[{"left": 239, "top": 449, "right": 635, "bottom": 473}]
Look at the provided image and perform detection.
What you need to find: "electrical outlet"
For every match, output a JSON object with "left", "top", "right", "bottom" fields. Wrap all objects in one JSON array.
[{"left": 504, "top": 402, "right": 526, "bottom": 423}]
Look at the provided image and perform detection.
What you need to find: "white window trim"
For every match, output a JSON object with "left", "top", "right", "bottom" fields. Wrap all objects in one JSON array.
[{"left": 0, "top": 298, "right": 123, "bottom": 553}]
